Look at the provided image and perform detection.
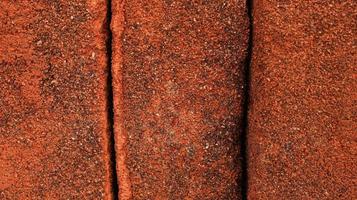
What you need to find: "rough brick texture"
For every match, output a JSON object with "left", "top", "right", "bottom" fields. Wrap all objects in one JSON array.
[
  {"left": 0, "top": 1, "right": 113, "bottom": 199},
  {"left": 248, "top": 0, "right": 356, "bottom": 199},
  {"left": 112, "top": 1, "right": 249, "bottom": 199}
]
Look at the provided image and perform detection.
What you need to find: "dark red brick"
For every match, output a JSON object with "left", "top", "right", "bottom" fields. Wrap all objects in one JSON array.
[
  {"left": 112, "top": 1, "right": 249, "bottom": 199},
  {"left": 248, "top": 0, "right": 356, "bottom": 199},
  {"left": 0, "top": 1, "right": 114, "bottom": 199}
]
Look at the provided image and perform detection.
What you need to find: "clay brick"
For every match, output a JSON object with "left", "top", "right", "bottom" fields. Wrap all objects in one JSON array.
[
  {"left": 0, "top": 1, "right": 113, "bottom": 199},
  {"left": 112, "top": 1, "right": 249, "bottom": 199},
  {"left": 248, "top": 0, "right": 356, "bottom": 199}
]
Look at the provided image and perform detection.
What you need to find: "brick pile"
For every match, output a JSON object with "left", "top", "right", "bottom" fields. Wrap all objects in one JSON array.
[{"left": 1, "top": 0, "right": 355, "bottom": 199}]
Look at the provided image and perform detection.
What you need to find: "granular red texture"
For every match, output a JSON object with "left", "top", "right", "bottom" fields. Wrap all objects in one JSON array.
[
  {"left": 0, "top": 1, "right": 114, "bottom": 199},
  {"left": 112, "top": 1, "right": 249, "bottom": 199},
  {"left": 248, "top": 0, "right": 356, "bottom": 199}
]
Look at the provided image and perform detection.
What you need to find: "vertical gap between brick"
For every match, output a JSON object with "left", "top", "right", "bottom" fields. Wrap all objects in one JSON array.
[
  {"left": 241, "top": 0, "right": 253, "bottom": 199},
  {"left": 106, "top": 0, "right": 119, "bottom": 199}
]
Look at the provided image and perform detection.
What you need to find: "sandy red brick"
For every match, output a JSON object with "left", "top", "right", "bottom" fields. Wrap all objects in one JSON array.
[
  {"left": 0, "top": 1, "right": 114, "bottom": 199},
  {"left": 112, "top": 1, "right": 249, "bottom": 199},
  {"left": 248, "top": 0, "right": 356, "bottom": 199}
]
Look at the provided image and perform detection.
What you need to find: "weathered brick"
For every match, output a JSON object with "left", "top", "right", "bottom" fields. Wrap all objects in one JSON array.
[
  {"left": 0, "top": 1, "right": 113, "bottom": 199},
  {"left": 112, "top": 1, "right": 249, "bottom": 199},
  {"left": 248, "top": 0, "right": 356, "bottom": 199}
]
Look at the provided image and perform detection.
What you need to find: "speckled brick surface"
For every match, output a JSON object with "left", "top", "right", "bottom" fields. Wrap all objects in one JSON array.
[
  {"left": 0, "top": 1, "right": 113, "bottom": 199},
  {"left": 111, "top": 1, "right": 249, "bottom": 199},
  {"left": 248, "top": 0, "right": 356, "bottom": 199}
]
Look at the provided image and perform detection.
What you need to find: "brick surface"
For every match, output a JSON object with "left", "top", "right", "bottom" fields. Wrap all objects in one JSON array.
[
  {"left": 248, "top": 0, "right": 356, "bottom": 199},
  {"left": 112, "top": 1, "right": 249, "bottom": 199},
  {"left": 0, "top": 1, "right": 113, "bottom": 199}
]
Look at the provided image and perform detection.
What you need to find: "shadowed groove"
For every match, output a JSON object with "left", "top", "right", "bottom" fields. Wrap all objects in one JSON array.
[
  {"left": 105, "top": 0, "right": 119, "bottom": 199},
  {"left": 240, "top": 0, "right": 253, "bottom": 199}
]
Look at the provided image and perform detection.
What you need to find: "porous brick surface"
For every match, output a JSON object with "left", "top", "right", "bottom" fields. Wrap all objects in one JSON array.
[
  {"left": 112, "top": 1, "right": 249, "bottom": 199},
  {"left": 248, "top": 0, "right": 356, "bottom": 199},
  {"left": 0, "top": 1, "right": 113, "bottom": 199}
]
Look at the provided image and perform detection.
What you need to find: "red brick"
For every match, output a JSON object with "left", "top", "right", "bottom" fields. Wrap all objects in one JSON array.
[
  {"left": 0, "top": 1, "right": 113, "bottom": 199},
  {"left": 248, "top": 0, "right": 356, "bottom": 199},
  {"left": 112, "top": 1, "right": 249, "bottom": 199}
]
